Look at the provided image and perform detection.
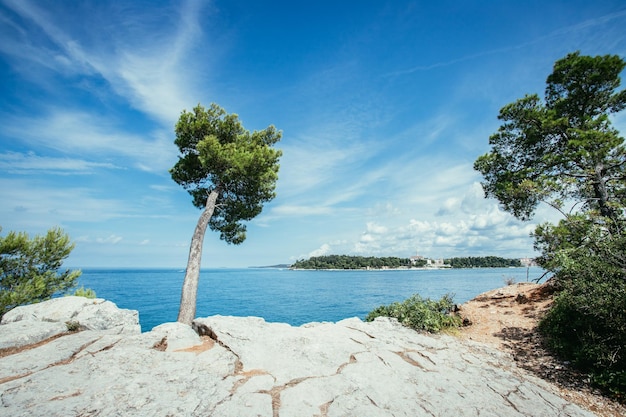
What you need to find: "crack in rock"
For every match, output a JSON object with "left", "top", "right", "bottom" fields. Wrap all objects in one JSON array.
[
  {"left": 366, "top": 394, "right": 378, "bottom": 407},
  {"left": 349, "top": 337, "right": 366, "bottom": 347},
  {"left": 152, "top": 336, "right": 168, "bottom": 351},
  {"left": 174, "top": 336, "right": 215, "bottom": 355},
  {"left": 256, "top": 353, "right": 362, "bottom": 417},
  {"left": 486, "top": 382, "right": 522, "bottom": 413},
  {"left": 258, "top": 376, "right": 313, "bottom": 417},
  {"left": 376, "top": 353, "right": 392, "bottom": 367},
  {"left": 0, "top": 330, "right": 77, "bottom": 358},
  {"left": 344, "top": 326, "right": 376, "bottom": 339},
  {"left": 315, "top": 399, "right": 334, "bottom": 417},
  {"left": 86, "top": 339, "right": 120, "bottom": 356},
  {"left": 394, "top": 350, "right": 433, "bottom": 371},
  {"left": 0, "top": 337, "right": 101, "bottom": 385},
  {"left": 49, "top": 390, "right": 82, "bottom": 401},
  {"left": 230, "top": 369, "right": 273, "bottom": 395},
  {"left": 336, "top": 354, "right": 357, "bottom": 374},
  {"left": 194, "top": 322, "right": 244, "bottom": 374}
]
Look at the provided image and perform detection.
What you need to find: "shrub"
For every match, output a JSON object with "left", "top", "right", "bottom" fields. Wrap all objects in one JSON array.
[
  {"left": 366, "top": 293, "right": 462, "bottom": 333},
  {"left": 1, "top": 227, "right": 82, "bottom": 318},
  {"left": 538, "top": 231, "right": 626, "bottom": 400},
  {"left": 504, "top": 276, "right": 516, "bottom": 286},
  {"left": 73, "top": 286, "right": 96, "bottom": 298},
  {"left": 65, "top": 320, "right": 81, "bottom": 332}
]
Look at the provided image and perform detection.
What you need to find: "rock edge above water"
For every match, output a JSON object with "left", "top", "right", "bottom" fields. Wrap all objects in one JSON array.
[{"left": 0, "top": 297, "right": 595, "bottom": 417}]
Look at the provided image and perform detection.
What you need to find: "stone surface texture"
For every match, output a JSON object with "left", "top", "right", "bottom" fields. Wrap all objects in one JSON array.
[{"left": 0, "top": 298, "right": 597, "bottom": 416}]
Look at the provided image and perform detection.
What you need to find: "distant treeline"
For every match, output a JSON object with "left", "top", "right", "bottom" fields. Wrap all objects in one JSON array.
[
  {"left": 291, "top": 255, "right": 522, "bottom": 269},
  {"left": 291, "top": 255, "right": 414, "bottom": 270},
  {"left": 445, "top": 256, "right": 521, "bottom": 268}
]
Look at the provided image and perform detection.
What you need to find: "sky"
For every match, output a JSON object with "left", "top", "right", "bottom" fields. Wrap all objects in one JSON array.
[{"left": 1, "top": 0, "right": 626, "bottom": 268}]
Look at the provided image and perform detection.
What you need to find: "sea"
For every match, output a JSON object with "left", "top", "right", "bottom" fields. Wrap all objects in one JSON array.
[{"left": 77, "top": 267, "right": 546, "bottom": 332}]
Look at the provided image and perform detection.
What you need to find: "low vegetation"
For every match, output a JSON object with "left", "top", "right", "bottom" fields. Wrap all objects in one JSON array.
[
  {"left": 538, "top": 225, "right": 626, "bottom": 400},
  {"left": 292, "top": 255, "right": 414, "bottom": 269},
  {"left": 292, "top": 255, "right": 522, "bottom": 270},
  {"left": 366, "top": 293, "right": 462, "bottom": 333},
  {"left": 73, "top": 286, "right": 97, "bottom": 298},
  {"left": 0, "top": 227, "right": 84, "bottom": 318},
  {"left": 445, "top": 256, "right": 521, "bottom": 268}
]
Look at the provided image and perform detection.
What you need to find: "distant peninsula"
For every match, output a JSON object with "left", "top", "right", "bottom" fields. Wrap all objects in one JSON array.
[{"left": 290, "top": 255, "right": 525, "bottom": 270}]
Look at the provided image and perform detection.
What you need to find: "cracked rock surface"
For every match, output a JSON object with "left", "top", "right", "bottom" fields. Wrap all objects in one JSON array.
[{"left": 0, "top": 298, "right": 596, "bottom": 416}]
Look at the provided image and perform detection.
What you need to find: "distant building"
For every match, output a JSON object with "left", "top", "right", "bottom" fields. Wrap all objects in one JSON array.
[
  {"left": 409, "top": 255, "right": 425, "bottom": 265},
  {"left": 410, "top": 253, "right": 449, "bottom": 268},
  {"left": 426, "top": 258, "right": 447, "bottom": 267},
  {"left": 520, "top": 257, "right": 538, "bottom": 267}
]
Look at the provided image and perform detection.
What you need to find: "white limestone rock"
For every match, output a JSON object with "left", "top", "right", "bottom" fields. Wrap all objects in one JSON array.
[
  {"left": 0, "top": 307, "right": 598, "bottom": 417},
  {"left": 0, "top": 320, "right": 68, "bottom": 349},
  {"left": 149, "top": 321, "right": 203, "bottom": 352},
  {"left": 1, "top": 296, "right": 140, "bottom": 334}
]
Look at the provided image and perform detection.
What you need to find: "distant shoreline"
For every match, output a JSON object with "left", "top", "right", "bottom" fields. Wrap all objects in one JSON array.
[{"left": 288, "top": 266, "right": 531, "bottom": 271}]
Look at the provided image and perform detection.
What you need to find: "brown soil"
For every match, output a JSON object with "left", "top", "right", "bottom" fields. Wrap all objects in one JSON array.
[{"left": 458, "top": 282, "right": 625, "bottom": 417}]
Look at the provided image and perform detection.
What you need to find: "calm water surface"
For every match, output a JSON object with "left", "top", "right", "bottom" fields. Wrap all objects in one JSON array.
[{"left": 77, "top": 267, "right": 544, "bottom": 332}]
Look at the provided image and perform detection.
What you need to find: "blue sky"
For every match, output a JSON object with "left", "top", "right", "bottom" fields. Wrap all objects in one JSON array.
[{"left": 1, "top": 0, "right": 625, "bottom": 268}]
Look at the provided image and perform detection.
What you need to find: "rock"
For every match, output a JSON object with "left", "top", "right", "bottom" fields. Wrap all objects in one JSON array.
[
  {"left": 1, "top": 296, "right": 141, "bottom": 335},
  {"left": 0, "top": 300, "right": 597, "bottom": 417},
  {"left": 515, "top": 293, "right": 529, "bottom": 304},
  {"left": 0, "top": 320, "right": 68, "bottom": 350},
  {"left": 149, "top": 322, "right": 203, "bottom": 352}
]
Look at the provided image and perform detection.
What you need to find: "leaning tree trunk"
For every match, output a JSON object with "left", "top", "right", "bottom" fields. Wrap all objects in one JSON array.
[
  {"left": 593, "top": 163, "right": 615, "bottom": 220},
  {"left": 177, "top": 190, "right": 219, "bottom": 325}
]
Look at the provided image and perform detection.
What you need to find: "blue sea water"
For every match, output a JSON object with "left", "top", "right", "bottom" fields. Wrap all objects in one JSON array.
[{"left": 77, "top": 267, "right": 545, "bottom": 332}]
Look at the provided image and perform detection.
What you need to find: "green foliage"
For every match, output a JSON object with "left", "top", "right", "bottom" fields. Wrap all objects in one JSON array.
[
  {"left": 538, "top": 228, "right": 626, "bottom": 398},
  {"left": 366, "top": 293, "right": 462, "bottom": 333},
  {"left": 412, "top": 258, "right": 427, "bottom": 267},
  {"left": 475, "top": 52, "right": 626, "bottom": 399},
  {"left": 292, "top": 255, "right": 520, "bottom": 269},
  {"left": 474, "top": 52, "right": 626, "bottom": 222},
  {"left": 170, "top": 103, "right": 282, "bottom": 244},
  {"left": 292, "top": 255, "right": 413, "bottom": 269},
  {"left": 65, "top": 320, "right": 81, "bottom": 332},
  {"left": 445, "top": 256, "right": 521, "bottom": 268},
  {"left": 73, "top": 286, "right": 96, "bottom": 298},
  {"left": 0, "top": 227, "right": 82, "bottom": 318}
]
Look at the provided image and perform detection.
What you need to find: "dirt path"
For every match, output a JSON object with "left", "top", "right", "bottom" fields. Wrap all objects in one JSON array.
[{"left": 457, "top": 282, "right": 625, "bottom": 417}]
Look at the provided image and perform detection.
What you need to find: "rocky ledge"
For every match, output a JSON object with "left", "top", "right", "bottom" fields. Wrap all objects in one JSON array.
[{"left": 0, "top": 297, "right": 595, "bottom": 416}]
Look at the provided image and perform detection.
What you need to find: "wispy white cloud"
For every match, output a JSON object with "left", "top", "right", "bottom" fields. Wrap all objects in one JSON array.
[
  {"left": 303, "top": 179, "right": 538, "bottom": 260},
  {"left": 0, "top": 178, "right": 133, "bottom": 229},
  {"left": 1, "top": 0, "right": 207, "bottom": 125},
  {"left": 2, "top": 111, "right": 175, "bottom": 172},
  {"left": 96, "top": 234, "right": 123, "bottom": 245},
  {"left": 308, "top": 243, "right": 332, "bottom": 258},
  {"left": 0, "top": 151, "right": 119, "bottom": 174},
  {"left": 270, "top": 205, "right": 335, "bottom": 217}
]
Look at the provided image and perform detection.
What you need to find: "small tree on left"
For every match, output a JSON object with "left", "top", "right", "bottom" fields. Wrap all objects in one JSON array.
[{"left": 0, "top": 226, "right": 82, "bottom": 318}]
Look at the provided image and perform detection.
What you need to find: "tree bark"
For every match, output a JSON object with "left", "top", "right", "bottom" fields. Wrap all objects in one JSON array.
[
  {"left": 177, "top": 189, "right": 219, "bottom": 325},
  {"left": 593, "top": 163, "right": 614, "bottom": 220}
]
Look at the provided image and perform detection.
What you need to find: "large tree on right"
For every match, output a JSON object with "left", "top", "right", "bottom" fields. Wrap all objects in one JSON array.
[
  {"left": 475, "top": 52, "right": 626, "bottom": 398},
  {"left": 474, "top": 51, "right": 626, "bottom": 224}
]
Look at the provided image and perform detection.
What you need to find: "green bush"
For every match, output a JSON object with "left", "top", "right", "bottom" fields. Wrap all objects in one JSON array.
[
  {"left": 366, "top": 293, "right": 462, "bottom": 333},
  {"left": 72, "top": 286, "right": 96, "bottom": 298},
  {"left": 1, "top": 227, "right": 82, "bottom": 318},
  {"left": 538, "top": 228, "right": 626, "bottom": 400},
  {"left": 65, "top": 320, "right": 81, "bottom": 332}
]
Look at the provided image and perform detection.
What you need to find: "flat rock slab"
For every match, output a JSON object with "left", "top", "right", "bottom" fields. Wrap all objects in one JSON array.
[
  {"left": 0, "top": 311, "right": 595, "bottom": 416},
  {"left": 1, "top": 296, "right": 141, "bottom": 336},
  {"left": 196, "top": 316, "right": 595, "bottom": 417}
]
